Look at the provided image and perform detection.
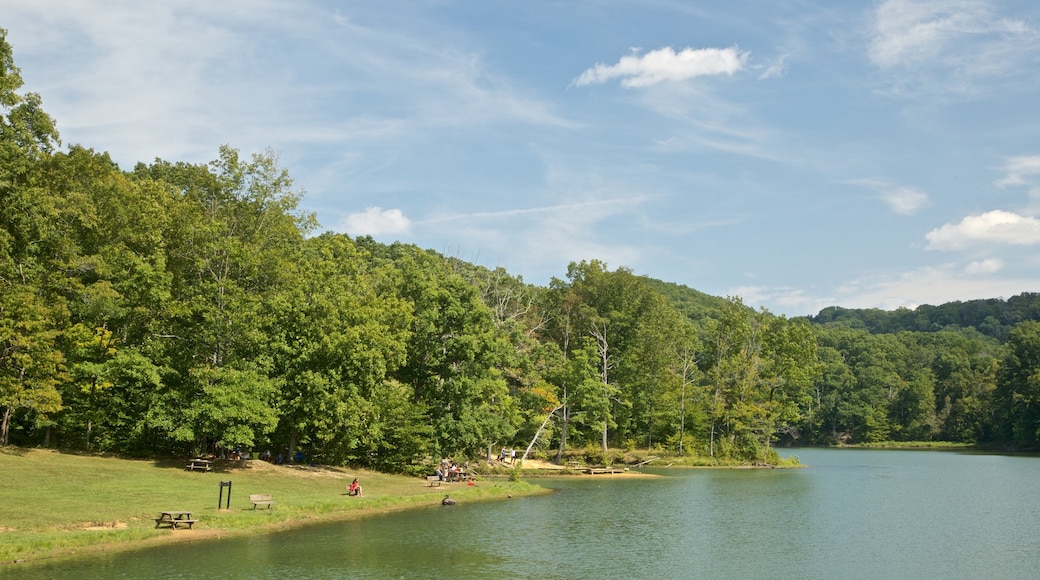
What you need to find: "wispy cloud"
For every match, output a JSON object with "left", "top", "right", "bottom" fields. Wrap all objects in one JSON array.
[
  {"left": 964, "top": 258, "right": 1003, "bottom": 274},
  {"left": 996, "top": 155, "right": 1040, "bottom": 187},
  {"left": 757, "top": 52, "right": 789, "bottom": 80},
  {"left": 574, "top": 46, "right": 748, "bottom": 88},
  {"left": 880, "top": 186, "right": 929, "bottom": 215},
  {"left": 739, "top": 261, "right": 1039, "bottom": 316},
  {"left": 848, "top": 179, "right": 929, "bottom": 215},
  {"left": 417, "top": 198, "right": 646, "bottom": 225},
  {"left": 867, "top": 0, "right": 1040, "bottom": 97},
  {"left": 926, "top": 210, "right": 1040, "bottom": 250},
  {"left": 831, "top": 263, "right": 1040, "bottom": 310},
  {"left": 4, "top": 0, "right": 570, "bottom": 167}
]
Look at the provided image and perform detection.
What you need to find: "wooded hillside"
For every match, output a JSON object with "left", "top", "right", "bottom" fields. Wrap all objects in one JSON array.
[{"left": 4, "top": 30, "right": 1040, "bottom": 471}]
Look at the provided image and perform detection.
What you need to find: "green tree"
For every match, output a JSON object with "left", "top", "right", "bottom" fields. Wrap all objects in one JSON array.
[
  {"left": 0, "top": 28, "right": 66, "bottom": 446},
  {"left": 376, "top": 243, "right": 517, "bottom": 459},
  {"left": 995, "top": 321, "right": 1040, "bottom": 448},
  {"left": 137, "top": 146, "right": 312, "bottom": 452},
  {"left": 269, "top": 234, "right": 416, "bottom": 466}
]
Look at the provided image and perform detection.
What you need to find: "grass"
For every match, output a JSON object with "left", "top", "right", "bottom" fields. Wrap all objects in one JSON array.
[
  {"left": 843, "top": 441, "right": 977, "bottom": 449},
  {"left": 0, "top": 447, "right": 542, "bottom": 566}
]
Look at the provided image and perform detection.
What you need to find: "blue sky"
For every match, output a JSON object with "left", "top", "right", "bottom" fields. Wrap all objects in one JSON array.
[{"left": 3, "top": 0, "right": 1040, "bottom": 316}]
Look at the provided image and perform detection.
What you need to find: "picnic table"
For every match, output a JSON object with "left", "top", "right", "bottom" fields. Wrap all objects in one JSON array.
[
  {"left": 186, "top": 458, "right": 212, "bottom": 472},
  {"left": 446, "top": 469, "right": 470, "bottom": 482},
  {"left": 155, "top": 511, "right": 198, "bottom": 529}
]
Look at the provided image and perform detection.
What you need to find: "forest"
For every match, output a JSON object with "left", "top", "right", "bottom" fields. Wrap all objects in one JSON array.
[{"left": 3, "top": 29, "right": 1040, "bottom": 472}]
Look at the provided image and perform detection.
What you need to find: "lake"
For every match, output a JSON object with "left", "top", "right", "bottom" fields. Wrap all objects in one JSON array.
[{"left": 8, "top": 448, "right": 1040, "bottom": 579}]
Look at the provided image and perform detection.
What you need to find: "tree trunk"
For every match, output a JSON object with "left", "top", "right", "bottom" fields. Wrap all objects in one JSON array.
[
  {"left": 556, "top": 404, "right": 569, "bottom": 464},
  {"left": 1, "top": 406, "right": 10, "bottom": 446},
  {"left": 709, "top": 416, "right": 716, "bottom": 457},
  {"left": 288, "top": 427, "right": 298, "bottom": 463},
  {"left": 646, "top": 398, "right": 653, "bottom": 450},
  {"left": 679, "top": 381, "right": 686, "bottom": 456},
  {"left": 522, "top": 404, "right": 564, "bottom": 462}
]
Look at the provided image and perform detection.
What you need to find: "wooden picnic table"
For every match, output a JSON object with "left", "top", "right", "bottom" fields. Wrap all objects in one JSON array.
[
  {"left": 155, "top": 510, "right": 198, "bottom": 529},
  {"left": 445, "top": 470, "right": 470, "bottom": 482},
  {"left": 186, "top": 458, "right": 212, "bottom": 472}
]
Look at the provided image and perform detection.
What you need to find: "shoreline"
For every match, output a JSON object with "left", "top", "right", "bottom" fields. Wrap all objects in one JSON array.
[
  {"left": 2, "top": 450, "right": 791, "bottom": 569},
  {"left": 7, "top": 479, "right": 551, "bottom": 569}
]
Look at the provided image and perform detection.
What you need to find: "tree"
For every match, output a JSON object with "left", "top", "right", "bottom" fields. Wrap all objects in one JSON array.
[
  {"left": 379, "top": 244, "right": 518, "bottom": 459},
  {"left": 995, "top": 321, "right": 1040, "bottom": 448},
  {"left": 136, "top": 147, "right": 312, "bottom": 453},
  {"left": 269, "top": 234, "right": 414, "bottom": 466},
  {"left": 0, "top": 28, "right": 65, "bottom": 446},
  {"left": 0, "top": 285, "right": 65, "bottom": 445}
]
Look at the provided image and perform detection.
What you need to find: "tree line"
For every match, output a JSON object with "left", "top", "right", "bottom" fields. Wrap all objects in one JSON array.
[{"left": 3, "top": 30, "right": 1040, "bottom": 472}]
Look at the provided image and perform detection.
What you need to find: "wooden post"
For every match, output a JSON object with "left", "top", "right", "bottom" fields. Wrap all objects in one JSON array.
[{"left": 219, "top": 480, "right": 232, "bottom": 509}]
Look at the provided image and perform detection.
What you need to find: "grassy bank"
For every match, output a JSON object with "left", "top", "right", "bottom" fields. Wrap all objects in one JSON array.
[
  {"left": 0, "top": 447, "right": 543, "bottom": 566},
  {"left": 842, "top": 441, "right": 977, "bottom": 449}
]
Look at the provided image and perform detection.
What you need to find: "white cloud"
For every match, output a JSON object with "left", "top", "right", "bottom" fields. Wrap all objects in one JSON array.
[
  {"left": 925, "top": 210, "right": 1040, "bottom": 250},
  {"left": 880, "top": 186, "right": 928, "bottom": 215},
  {"left": 340, "top": 207, "right": 411, "bottom": 236},
  {"left": 574, "top": 46, "right": 748, "bottom": 88},
  {"left": 964, "top": 258, "right": 1003, "bottom": 274},
  {"left": 996, "top": 155, "right": 1040, "bottom": 187}
]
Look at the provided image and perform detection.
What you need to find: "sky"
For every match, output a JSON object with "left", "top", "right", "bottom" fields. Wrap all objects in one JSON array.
[{"left": 2, "top": 0, "right": 1040, "bottom": 317}]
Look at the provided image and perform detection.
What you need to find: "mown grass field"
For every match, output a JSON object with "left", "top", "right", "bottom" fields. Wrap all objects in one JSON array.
[{"left": 0, "top": 447, "right": 541, "bottom": 566}]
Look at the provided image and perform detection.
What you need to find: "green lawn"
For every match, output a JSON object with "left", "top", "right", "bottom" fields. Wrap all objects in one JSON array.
[{"left": 0, "top": 447, "right": 539, "bottom": 565}]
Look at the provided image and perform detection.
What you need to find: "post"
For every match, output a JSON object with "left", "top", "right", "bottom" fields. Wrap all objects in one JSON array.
[{"left": 219, "top": 480, "right": 232, "bottom": 510}]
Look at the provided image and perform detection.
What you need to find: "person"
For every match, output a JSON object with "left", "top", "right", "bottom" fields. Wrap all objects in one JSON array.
[
  {"left": 348, "top": 478, "right": 362, "bottom": 496},
  {"left": 498, "top": 448, "right": 506, "bottom": 462},
  {"left": 510, "top": 449, "right": 516, "bottom": 463},
  {"left": 435, "top": 467, "right": 444, "bottom": 481}
]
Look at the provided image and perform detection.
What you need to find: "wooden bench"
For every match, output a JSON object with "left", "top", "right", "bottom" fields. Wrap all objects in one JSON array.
[
  {"left": 426, "top": 475, "right": 442, "bottom": 487},
  {"left": 167, "top": 518, "right": 197, "bottom": 529},
  {"left": 249, "top": 493, "right": 275, "bottom": 509}
]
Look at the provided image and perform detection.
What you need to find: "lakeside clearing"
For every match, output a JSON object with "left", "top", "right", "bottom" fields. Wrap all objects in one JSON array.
[{"left": 0, "top": 448, "right": 543, "bottom": 567}]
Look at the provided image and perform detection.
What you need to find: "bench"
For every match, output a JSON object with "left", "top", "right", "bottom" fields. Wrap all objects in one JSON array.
[
  {"left": 159, "top": 518, "right": 198, "bottom": 529},
  {"left": 249, "top": 493, "right": 275, "bottom": 509},
  {"left": 426, "top": 475, "right": 442, "bottom": 487}
]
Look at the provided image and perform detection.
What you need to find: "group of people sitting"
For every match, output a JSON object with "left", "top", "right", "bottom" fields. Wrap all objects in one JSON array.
[{"left": 435, "top": 459, "right": 466, "bottom": 481}]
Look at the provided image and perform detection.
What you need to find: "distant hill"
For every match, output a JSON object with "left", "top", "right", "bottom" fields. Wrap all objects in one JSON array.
[
  {"left": 641, "top": 277, "right": 734, "bottom": 323},
  {"left": 806, "top": 292, "right": 1040, "bottom": 341}
]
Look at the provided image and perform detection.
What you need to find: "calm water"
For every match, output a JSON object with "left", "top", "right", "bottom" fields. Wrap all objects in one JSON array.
[{"left": 9, "top": 448, "right": 1040, "bottom": 579}]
